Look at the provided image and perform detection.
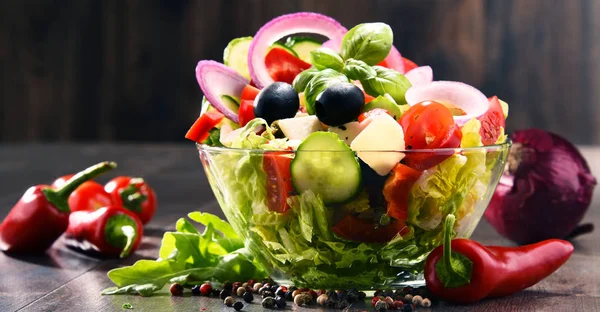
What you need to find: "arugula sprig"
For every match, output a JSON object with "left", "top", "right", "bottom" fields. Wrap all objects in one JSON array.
[
  {"left": 293, "top": 22, "right": 411, "bottom": 114},
  {"left": 101, "top": 212, "right": 267, "bottom": 297}
]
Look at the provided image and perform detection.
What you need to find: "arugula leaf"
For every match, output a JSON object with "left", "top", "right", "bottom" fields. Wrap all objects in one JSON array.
[
  {"left": 310, "top": 48, "right": 344, "bottom": 72},
  {"left": 340, "top": 23, "right": 393, "bottom": 65},
  {"left": 360, "top": 66, "right": 412, "bottom": 104}
]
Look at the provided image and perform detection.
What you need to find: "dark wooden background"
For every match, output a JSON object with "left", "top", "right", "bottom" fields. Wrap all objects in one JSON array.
[{"left": 1, "top": 0, "right": 599, "bottom": 144}]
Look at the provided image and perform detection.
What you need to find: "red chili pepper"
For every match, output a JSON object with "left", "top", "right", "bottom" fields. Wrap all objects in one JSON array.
[
  {"left": 0, "top": 162, "right": 117, "bottom": 254},
  {"left": 424, "top": 214, "right": 574, "bottom": 304},
  {"left": 64, "top": 206, "right": 143, "bottom": 258},
  {"left": 104, "top": 176, "right": 157, "bottom": 225}
]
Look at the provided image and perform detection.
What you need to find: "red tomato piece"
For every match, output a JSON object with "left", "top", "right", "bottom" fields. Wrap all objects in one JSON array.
[
  {"left": 377, "top": 59, "right": 389, "bottom": 67},
  {"left": 383, "top": 164, "right": 422, "bottom": 220},
  {"left": 185, "top": 110, "right": 225, "bottom": 143},
  {"left": 238, "top": 100, "right": 256, "bottom": 127},
  {"left": 263, "top": 151, "right": 294, "bottom": 213},
  {"left": 241, "top": 84, "right": 260, "bottom": 101},
  {"left": 331, "top": 215, "right": 410, "bottom": 243},
  {"left": 105, "top": 176, "right": 158, "bottom": 225},
  {"left": 265, "top": 47, "right": 311, "bottom": 84},
  {"left": 402, "top": 57, "right": 419, "bottom": 73},
  {"left": 478, "top": 96, "right": 506, "bottom": 145},
  {"left": 51, "top": 174, "right": 75, "bottom": 189},
  {"left": 358, "top": 108, "right": 391, "bottom": 123},
  {"left": 68, "top": 181, "right": 114, "bottom": 212},
  {"left": 400, "top": 102, "right": 462, "bottom": 170}
]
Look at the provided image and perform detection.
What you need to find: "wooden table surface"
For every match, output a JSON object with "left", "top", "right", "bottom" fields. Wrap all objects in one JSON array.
[{"left": 1, "top": 143, "right": 599, "bottom": 312}]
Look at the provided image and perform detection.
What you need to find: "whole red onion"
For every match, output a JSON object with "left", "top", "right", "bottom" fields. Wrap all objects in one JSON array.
[{"left": 484, "top": 128, "right": 597, "bottom": 245}]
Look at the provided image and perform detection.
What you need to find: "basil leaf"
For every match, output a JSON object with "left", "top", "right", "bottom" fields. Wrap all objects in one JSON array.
[
  {"left": 343, "top": 58, "right": 376, "bottom": 80},
  {"left": 360, "top": 66, "right": 412, "bottom": 104},
  {"left": 310, "top": 48, "right": 344, "bottom": 72},
  {"left": 292, "top": 67, "right": 320, "bottom": 93},
  {"left": 340, "top": 23, "right": 393, "bottom": 65},
  {"left": 304, "top": 69, "right": 349, "bottom": 115}
]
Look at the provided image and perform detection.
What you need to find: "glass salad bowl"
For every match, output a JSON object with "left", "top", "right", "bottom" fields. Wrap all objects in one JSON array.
[{"left": 196, "top": 142, "right": 510, "bottom": 289}]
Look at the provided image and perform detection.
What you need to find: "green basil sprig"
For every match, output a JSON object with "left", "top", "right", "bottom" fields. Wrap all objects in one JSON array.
[
  {"left": 292, "top": 67, "right": 320, "bottom": 93},
  {"left": 340, "top": 23, "right": 393, "bottom": 65},
  {"left": 310, "top": 48, "right": 344, "bottom": 72},
  {"left": 304, "top": 69, "right": 349, "bottom": 115},
  {"left": 343, "top": 58, "right": 377, "bottom": 80},
  {"left": 360, "top": 66, "right": 412, "bottom": 104}
]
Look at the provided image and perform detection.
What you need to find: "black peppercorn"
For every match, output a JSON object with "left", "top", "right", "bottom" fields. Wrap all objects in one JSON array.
[
  {"left": 220, "top": 289, "right": 232, "bottom": 300},
  {"left": 233, "top": 301, "right": 244, "bottom": 311},
  {"left": 242, "top": 291, "right": 254, "bottom": 303}
]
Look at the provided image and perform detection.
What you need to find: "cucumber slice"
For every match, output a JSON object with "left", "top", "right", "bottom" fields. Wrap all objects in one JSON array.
[
  {"left": 285, "top": 37, "right": 322, "bottom": 64},
  {"left": 270, "top": 42, "right": 298, "bottom": 58},
  {"left": 223, "top": 36, "right": 253, "bottom": 80},
  {"left": 202, "top": 96, "right": 240, "bottom": 130},
  {"left": 220, "top": 95, "right": 240, "bottom": 114},
  {"left": 291, "top": 132, "right": 362, "bottom": 204}
]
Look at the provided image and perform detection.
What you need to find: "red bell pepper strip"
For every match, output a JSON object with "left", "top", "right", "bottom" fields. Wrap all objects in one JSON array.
[
  {"left": 0, "top": 161, "right": 117, "bottom": 254},
  {"left": 238, "top": 99, "right": 256, "bottom": 127},
  {"left": 402, "top": 57, "right": 419, "bottom": 73},
  {"left": 383, "top": 163, "right": 422, "bottom": 221},
  {"left": 424, "top": 214, "right": 574, "bottom": 304},
  {"left": 265, "top": 47, "right": 311, "bottom": 84},
  {"left": 64, "top": 206, "right": 143, "bottom": 258},
  {"left": 185, "top": 110, "right": 225, "bottom": 143},
  {"left": 241, "top": 84, "right": 260, "bottom": 101},
  {"left": 104, "top": 176, "right": 158, "bottom": 225}
]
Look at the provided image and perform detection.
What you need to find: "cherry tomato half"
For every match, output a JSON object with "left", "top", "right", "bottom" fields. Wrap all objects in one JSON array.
[
  {"left": 105, "top": 176, "right": 157, "bottom": 225},
  {"left": 68, "top": 181, "right": 114, "bottom": 212},
  {"left": 263, "top": 151, "right": 294, "bottom": 213}
]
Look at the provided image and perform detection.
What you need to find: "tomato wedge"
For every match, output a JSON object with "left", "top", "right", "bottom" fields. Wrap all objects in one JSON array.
[
  {"left": 402, "top": 57, "right": 418, "bottom": 73},
  {"left": 332, "top": 215, "right": 410, "bottom": 243},
  {"left": 265, "top": 47, "right": 311, "bottom": 84},
  {"left": 263, "top": 151, "right": 294, "bottom": 213},
  {"left": 400, "top": 101, "right": 462, "bottom": 170},
  {"left": 238, "top": 100, "right": 255, "bottom": 127},
  {"left": 185, "top": 110, "right": 225, "bottom": 143},
  {"left": 478, "top": 96, "right": 506, "bottom": 145},
  {"left": 383, "top": 163, "right": 422, "bottom": 220},
  {"left": 241, "top": 84, "right": 260, "bottom": 101}
]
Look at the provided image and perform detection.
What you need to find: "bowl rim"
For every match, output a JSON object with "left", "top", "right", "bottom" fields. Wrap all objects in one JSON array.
[{"left": 196, "top": 139, "right": 512, "bottom": 154}]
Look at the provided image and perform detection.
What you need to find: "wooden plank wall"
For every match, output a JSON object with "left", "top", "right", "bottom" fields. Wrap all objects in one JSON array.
[{"left": 1, "top": 0, "right": 598, "bottom": 144}]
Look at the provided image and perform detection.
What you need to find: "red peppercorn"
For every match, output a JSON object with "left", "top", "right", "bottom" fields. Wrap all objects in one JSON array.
[
  {"left": 200, "top": 283, "right": 212, "bottom": 296},
  {"left": 372, "top": 296, "right": 383, "bottom": 306},
  {"left": 316, "top": 289, "right": 326, "bottom": 296},
  {"left": 308, "top": 289, "right": 318, "bottom": 299},
  {"left": 300, "top": 287, "right": 310, "bottom": 292},
  {"left": 170, "top": 283, "right": 184, "bottom": 296},
  {"left": 394, "top": 300, "right": 404, "bottom": 309},
  {"left": 384, "top": 296, "right": 394, "bottom": 305}
]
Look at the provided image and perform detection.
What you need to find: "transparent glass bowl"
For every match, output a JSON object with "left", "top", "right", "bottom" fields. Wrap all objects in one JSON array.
[{"left": 196, "top": 142, "right": 510, "bottom": 289}]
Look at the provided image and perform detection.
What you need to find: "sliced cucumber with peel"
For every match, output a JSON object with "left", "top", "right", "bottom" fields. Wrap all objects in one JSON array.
[
  {"left": 291, "top": 132, "right": 362, "bottom": 204},
  {"left": 220, "top": 95, "right": 240, "bottom": 114},
  {"left": 285, "top": 37, "right": 322, "bottom": 64},
  {"left": 223, "top": 36, "right": 253, "bottom": 80},
  {"left": 271, "top": 42, "right": 298, "bottom": 57}
]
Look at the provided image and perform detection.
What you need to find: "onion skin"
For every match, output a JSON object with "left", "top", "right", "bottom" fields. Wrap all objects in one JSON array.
[{"left": 484, "top": 129, "right": 597, "bottom": 245}]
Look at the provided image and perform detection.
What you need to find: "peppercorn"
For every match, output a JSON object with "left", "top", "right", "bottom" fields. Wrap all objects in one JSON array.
[
  {"left": 232, "top": 282, "right": 242, "bottom": 290},
  {"left": 262, "top": 290, "right": 275, "bottom": 298},
  {"left": 324, "top": 299, "right": 338, "bottom": 309},
  {"left": 308, "top": 289, "right": 318, "bottom": 299},
  {"left": 372, "top": 296, "right": 382, "bottom": 306},
  {"left": 394, "top": 300, "right": 404, "bottom": 309},
  {"left": 252, "top": 283, "right": 263, "bottom": 293},
  {"left": 169, "top": 283, "right": 183, "bottom": 296},
  {"left": 299, "top": 287, "right": 310, "bottom": 292},
  {"left": 233, "top": 301, "right": 244, "bottom": 311},
  {"left": 236, "top": 287, "right": 246, "bottom": 297},
  {"left": 346, "top": 291, "right": 358, "bottom": 303},
  {"left": 291, "top": 289, "right": 302, "bottom": 298},
  {"left": 222, "top": 281, "right": 233, "bottom": 291},
  {"left": 224, "top": 296, "right": 235, "bottom": 307},
  {"left": 288, "top": 286, "right": 298, "bottom": 292},
  {"left": 374, "top": 289, "right": 384, "bottom": 297},
  {"left": 374, "top": 300, "right": 389, "bottom": 311},
  {"left": 402, "top": 303, "right": 414, "bottom": 312},
  {"left": 220, "top": 289, "right": 232, "bottom": 300},
  {"left": 275, "top": 286, "right": 288, "bottom": 297},
  {"left": 421, "top": 298, "right": 432, "bottom": 308},
  {"left": 317, "top": 294, "right": 329, "bottom": 306},
  {"left": 411, "top": 295, "right": 423, "bottom": 305},
  {"left": 211, "top": 288, "right": 220, "bottom": 297},
  {"left": 358, "top": 291, "right": 367, "bottom": 300},
  {"left": 402, "top": 287, "right": 413, "bottom": 295},
  {"left": 199, "top": 283, "right": 212, "bottom": 296},
  {"left": 284, "top": 290, "right": 294, "bottom": 301},
  {"left": 384, "top": 296, "right": 394, "bottom": 305},
  {"left": 242, "top": 291, "right": 254, "bottom": 303},
  {"left": 191, "top": 285, "right": 201, "bottom": 296},
  {"left": 337, "top": 300, "right": 349, "bottom": 309},
  {"left": 275, "top": 296, "right": 286, "bottom": 308},
  {"left": 262, "top": 297, "right": 276, "bottom": 309},
  {"left": 336, "top": 289, "right": 347, "bottom": 298}
]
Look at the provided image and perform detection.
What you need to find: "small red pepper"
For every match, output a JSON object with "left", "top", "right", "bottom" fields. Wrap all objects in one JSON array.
[
  {"left": 0, "top": 162, "right": 117, "bottom": 254},
  {"left": 104, "top": 176, "right": 157, "bottom": 225},
  {"left": 424, "top": 214, "right": 574, "bottom": 304},
  {"left": 64, "top": 206, "right": 143, "bottom": 258}
]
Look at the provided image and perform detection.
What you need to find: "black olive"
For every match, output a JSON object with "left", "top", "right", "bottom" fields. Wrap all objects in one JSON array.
[
  {"left": 242, "top": 291, "right": 254, "bottom": 303},
  {"left": 315, "top": 82, "right": 364, "bottom": 126},
  {"left": 254, "top": 82, "right": 299, "bottom": 125}
]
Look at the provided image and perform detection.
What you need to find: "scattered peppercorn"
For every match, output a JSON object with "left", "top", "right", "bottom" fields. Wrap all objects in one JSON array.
[
  {"left": 421, "top": 298, "right": 432, "bottom": 308},
  {"left": 262, "top": 290, "right": 275, "bottom": 298},
  {"left": 299, "top": 287, "right": 310, "bottom": 292},
  {"left": 242, "top": 282, "right": 248, "bottom": 288},
  {"left": 358, "top": 291, "right": 367, "bottom": 300},
  {"left": 308, "top": 289, "right": 318, "bottom": 299},
  {"left": 288, "top": 286, "right": 298, "bottom": 292},
  {"left": 242, "top": 291, "right": 254, "bottom": 303},
  {"left": 384, "top": 296, "right": 394, "bottom": 305},
  {"left": 211, "top": 288, "right": 220, "bottom": 297},
  {"left": 374, "top": 300, "right": 389, "bottom": 311},
  {"left": 191, "top": 285, "right": 201, "bottom": 296},
  {"left": 291, "top": 289, "right": 302, "bottom": 298},
  {"left": 317, "top": 294, "right": 329, "bottom": 306},
  {"left": 284, "top": 290, "right": 294, "bottom": 301},
  {"left": 169, "top": 283, "right": 184, "bottom": 296},
  {"left": 236, "top": 287, "right": 246, "bottom": 297},
  {"left": 224, "top": 296, "right": 235, "bottom": 307},
  {"left": 327, "top": 290, "right": 338, "bottom": 300},
  {"left": 374, "top": 289, "right": 384, "bottom": 297},
  {"left": 122, "top": 303, "right": 133, "bottom": 309},
  {"left": 262, "top": 297, "right": 276, "bottom": 309},
  {"left": 412, "top": 295, "right": 423, "bottom": 306},
  {"left": 402, "top": 303, "right": 414, "bottom": 312},
  {"left": 233, "top": 301, "right": 244, "bottom": 311},
  {"left": 232, "top": 282, "right": 242, "bottom": 292},
  {"left": 293, "top": 293, "right": 305, "bottom": 306},
  {"left": 222, "top": 281, "right": 233, "bottom": 291},
  {"left": 404, "top": 294, "right": 413, "bottom": 302},
  {"left": 199, "top": 283, "right": 212, "bottom": 296},
  {"left": 275, "top": 296, "right": 287, "bottom": 308},
  {"left": 252, "top": 283, "right": 263, "bottom": 293},
  {"left": 394, "top": 300, "right": 404, "bottom": 309},
  {"left": 220, "top": 289, "right": 232, "bottom": 300},
  {"left": 258, "top": 286, "right": 269, "bottom": 295},
  {"left": 372, "top": 296, "right": 383, "bottom": 306},
  {"left": 337, "top": 300, "right": 350, "bottom": 309},
  {"left": 275, "top": 286, "right": 288, "bottom": 297},
  {"left": 346, "top": 291, "right": 358, "bottom": 303}
]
